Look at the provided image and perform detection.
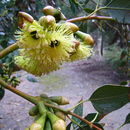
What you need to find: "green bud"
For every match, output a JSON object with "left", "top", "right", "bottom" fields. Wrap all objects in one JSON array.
[
  {"left": 49, "top": 96, "right": 69, "bottom": 105},
  {"left": 29, "top": 123, "right": 43, "bottom": 130},
  {"left": 38, "top": 102, "right": 47, "bottom": 114},
  {"left": 55, "top": 111, "right": 66, "bottom": 121},
  {"left": 53, "top": 119, "right": 66, "bottom": 130},
  {"left": 64, "top": 22, "right": 79, "bottom": 32},
  {"left": 40, "top": 93, "right": 48, "bottom": 98},
  {"left": 75, "top": 31, "right": 94, "bottom": 46},
  {"left": 44, "top": 119, "right": 52, "bottom": 130},
  {"left": 30, "top": 113, "right": 46, "bottom": 130},
  {"left": 29, "top": 105, "right": 39, "bottom": 116},
  {"left": 47, "top": 112, "right": 66, "bottom": 130}
]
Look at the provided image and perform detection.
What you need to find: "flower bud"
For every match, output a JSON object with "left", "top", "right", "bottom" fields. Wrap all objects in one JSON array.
[
  {"left": 55, "top": 111, "right": 66, "bottom": 121},
  {"left": 44, "top": 119, "right": 52, "bottom": 130},
  {"left": 30, "top": 113, "right": 46, "bottom": 130},
  {"left": 39, "top": 15, "right": 56, "bottom": 28},
  {"left": 18, "top": 12, "right": 34, "bottom": 28},
  {"left": 43, "top": 6, "right": 66, "bottom": 21},
  {"left": 29, "top": 105, "right": 39, "bottom": 116},
  {"left": 40, "top": 93, "right": 48, "bottom": 98},
  {"left": 49, "top": 96, "right": 69, "bottom": 105},
  {"left": 53, "top": 119, "right": 66, "bottom": 130},
  {"left": 29, "top": 123, "right": 42, "bottom": 130},
  {"left": 47, "top": 112, "right": 66, "bottom": 130},
  {"left": 43, "top": 6, "right": 56, "bottom": 16},
  {"left": 75, "top": 31, "right": 94, "bottom": 46},
  {"left": 65, "top": 22, "right": 79, "bottom": 32}
]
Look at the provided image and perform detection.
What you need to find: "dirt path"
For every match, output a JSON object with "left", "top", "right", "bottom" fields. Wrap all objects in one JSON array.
[{"left": 0, "top": 55, "right": 130, "bottom": 130}]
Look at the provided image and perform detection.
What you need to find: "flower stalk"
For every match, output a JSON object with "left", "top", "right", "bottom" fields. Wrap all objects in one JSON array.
[{"left": 0, "top": 42, "right": 19, "bottom": 59}]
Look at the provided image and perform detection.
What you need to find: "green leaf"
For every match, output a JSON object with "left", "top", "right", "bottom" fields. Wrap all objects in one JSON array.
[
  {"left": 89, "top": 85, "right": 130, "bottom": 114},
  {"left": 105, "top": 0, "right": 130, "bottom": 23},
  {"left": 72, "top": 99, "right": 83, "bottom": 129},
  {"left": 0, "top": 87, "right": 5, "bottom": 100},
  {"left": 124, "top": 113, "right": 130, "bottom": 125},
  {"left": 118, "top": 113, "right": 130, "bottom": 129},
  {"left": 120, "top": 81, "right": 128, "bottom": 85}
]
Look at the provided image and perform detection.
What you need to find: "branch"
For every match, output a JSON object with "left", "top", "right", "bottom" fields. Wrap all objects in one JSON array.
[
  {"left": 0, "top": 78, "right": 102, "bottom": 130},
  {"left": 67, "top": 15, "right": 115, "bottom": 23},
  {"left": 0, "top": 42, "right": 19, "bottom": 59},
  {"left": 0, "top": 77, "right": 37, "bottom": 104}
]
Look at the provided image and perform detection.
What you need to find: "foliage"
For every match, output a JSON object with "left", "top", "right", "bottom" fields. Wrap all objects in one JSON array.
[{"left": 68, "top": 84, "right": 130, "bottom": 130}]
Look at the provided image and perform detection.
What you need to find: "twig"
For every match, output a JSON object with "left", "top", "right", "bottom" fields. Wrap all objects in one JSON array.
[
  {"left": 0, "top": 42, "right": 19, "bottom": 59},
  {"left": 67, "top": 15, "right": 114, "bottom": 23},
  {"left": 0, "top": 77, "right": 37, "bottom": 104}
]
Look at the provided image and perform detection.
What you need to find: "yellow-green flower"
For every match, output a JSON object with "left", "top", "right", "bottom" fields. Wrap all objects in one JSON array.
[{"left": 15, "top": 15, "right": 93, "bottom": 76}]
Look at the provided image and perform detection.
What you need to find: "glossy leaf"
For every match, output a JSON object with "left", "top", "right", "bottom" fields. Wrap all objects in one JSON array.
[
  {"left": 72, "top": 99, "right": 83, "bottom": 129},
  {"left": 105, "top": 0, "right": 130, "bottom": 23},
  {"left": 89, "top": 85, "right": 130, "bottom": 114},
  {"left": 120, "top": 81, "right": 128, "bottom": 85}
]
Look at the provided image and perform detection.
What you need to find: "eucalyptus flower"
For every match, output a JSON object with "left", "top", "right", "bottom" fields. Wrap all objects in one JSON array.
[{"left": 15, "top": 13, "right": 93, "bottom": 76}]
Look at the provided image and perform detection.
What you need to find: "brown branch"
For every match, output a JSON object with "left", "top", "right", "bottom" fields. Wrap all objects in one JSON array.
[
  {"left": 0, "top": 77, "right": 37, "bottom": 104},
  {"left": 67, "top": 15, "right": 115, "bottom": 23},
  {"left": 0, "top": 42, "right": 19, "bottom": 59}
]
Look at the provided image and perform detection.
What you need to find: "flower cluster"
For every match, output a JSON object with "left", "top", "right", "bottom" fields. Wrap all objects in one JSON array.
[{"left": 15, "top": 9, "right": 93, "bottom": 76}]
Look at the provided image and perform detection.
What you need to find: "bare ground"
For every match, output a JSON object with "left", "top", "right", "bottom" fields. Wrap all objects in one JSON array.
[{"left": 0, "top": 54, "right": 130, "bottom": 130}]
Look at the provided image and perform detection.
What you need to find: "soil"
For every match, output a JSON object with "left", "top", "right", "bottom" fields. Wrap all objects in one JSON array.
[{"left": 0, "top": 54, "right": 130, "bottom": 130}]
